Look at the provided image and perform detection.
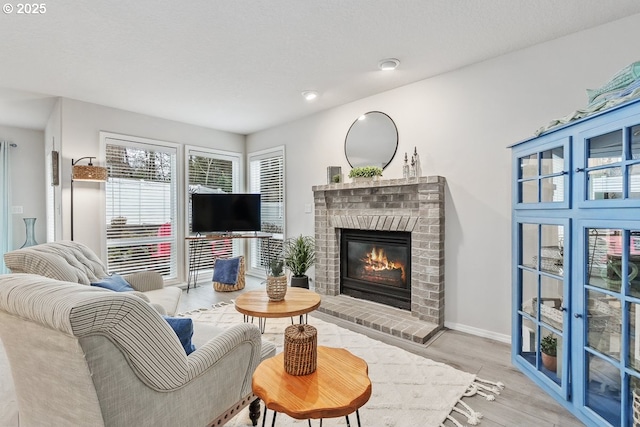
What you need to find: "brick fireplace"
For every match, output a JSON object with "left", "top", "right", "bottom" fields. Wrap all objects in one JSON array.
[{"left": 312, "top": 176, "right": 445, "bottom": 327}]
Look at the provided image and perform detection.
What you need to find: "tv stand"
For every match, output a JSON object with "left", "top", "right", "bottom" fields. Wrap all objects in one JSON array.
[{"left": 185, "top": 232, "right": 273, "bottom": 292}]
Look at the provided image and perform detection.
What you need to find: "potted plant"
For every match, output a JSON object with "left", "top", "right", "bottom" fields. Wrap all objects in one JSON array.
[
  {"left": 348, "top": 166, "right": 383, "bottom": 182},
  {"left": 266, "top": 258, "right": 287, "bottom": 301},
  {"left": 283, "top": 235, "right": 316, "bottom": 288},
  {"left": 541, "top": 334, "right": 557, "bottom": 372}
]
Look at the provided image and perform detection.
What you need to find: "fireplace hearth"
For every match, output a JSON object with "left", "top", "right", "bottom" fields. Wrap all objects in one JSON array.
[{"left": 341, "top": 229, "right": 411, "bottom": 310}]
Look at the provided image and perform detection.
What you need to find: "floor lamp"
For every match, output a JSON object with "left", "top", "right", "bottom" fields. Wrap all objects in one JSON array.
[{"left": 71, "top": 157, "right": 108, "bottom": 241}]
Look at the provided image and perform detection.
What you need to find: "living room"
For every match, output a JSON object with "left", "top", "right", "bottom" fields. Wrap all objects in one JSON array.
[{"left": 2, "top": 2, "right": 640, "bottom": 426}]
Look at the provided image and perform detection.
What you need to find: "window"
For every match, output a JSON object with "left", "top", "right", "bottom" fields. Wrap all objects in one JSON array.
[
  {"left": 248, "top": 147, "right": 285, "bottom": 275},
  {"left": 186, "top": 148, "right": 241, "bottom": 270},
  {"left": 104, "top": 135, "right": 178, "bottom": 280}
]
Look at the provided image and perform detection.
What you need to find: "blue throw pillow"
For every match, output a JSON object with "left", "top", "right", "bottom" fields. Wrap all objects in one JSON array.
[
  {"left": 212, "top": 256, "right": 241, "bottom": 285},
  {"left": 91, "top": 273, "right": 135, "bottom": 292},
  {"left": 163, "top": 316, "right": 196, "bottom": 355}
]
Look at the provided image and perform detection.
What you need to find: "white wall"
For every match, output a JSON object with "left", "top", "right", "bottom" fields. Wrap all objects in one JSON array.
[
  {"left": 247, "top": 13, "right": 640, "bottom": 341},
  {"left": 56, "top": 98, "right": 245, "bottom": 268},
  {"left": 0, "top": 125, "right": 46, "bottom": 249}
]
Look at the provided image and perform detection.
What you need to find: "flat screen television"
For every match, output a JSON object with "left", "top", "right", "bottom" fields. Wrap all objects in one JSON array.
[{"left": 191, "top": 193, "right": 261, "bottom": 233}]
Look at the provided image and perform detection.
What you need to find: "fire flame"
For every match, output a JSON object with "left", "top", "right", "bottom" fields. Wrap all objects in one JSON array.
[{"left": 363, "top": 247, "right": 405, "bottom": 281}]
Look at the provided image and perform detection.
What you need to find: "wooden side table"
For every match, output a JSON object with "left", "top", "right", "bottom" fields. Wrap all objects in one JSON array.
[
  {"left": 252, "top": 346, "right": 371, "bottom": 426},
  {"left": 234, "top": 287, "right": 321, "bottom": 332}
]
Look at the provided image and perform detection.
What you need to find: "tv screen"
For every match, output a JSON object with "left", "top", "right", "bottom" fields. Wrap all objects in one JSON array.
[{"left": 191, "top": 193, "right": 261, "bottom": 233}]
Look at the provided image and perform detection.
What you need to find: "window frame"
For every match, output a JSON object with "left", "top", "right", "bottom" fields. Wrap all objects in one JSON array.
[
  {"left": 100, "top": 132, "right": 183, "bottom": 285},
  {"left": 183, "top": 145, "right": 243, "bottom": 274},
  {"left": 247, "top": 145, "right": 285, "bottom": 277}
]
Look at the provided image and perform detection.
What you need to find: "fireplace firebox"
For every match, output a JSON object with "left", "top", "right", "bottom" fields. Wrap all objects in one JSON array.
[{"left": 340, "top": 229, "right": 411, "bottom": 310}]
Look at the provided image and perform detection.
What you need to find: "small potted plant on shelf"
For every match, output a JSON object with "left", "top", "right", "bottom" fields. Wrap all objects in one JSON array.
[
  {"left": 265, "top": 258, "right": 287, "bottom": 301},
  {"left": 283, "top": 235, "right": 316, "bottom": 289},
  {"left": 348, "top": 166, "right": 383, "bottom": 182},
  {"left": 541, "top": 334, "right": 558, "bottom": 372}
]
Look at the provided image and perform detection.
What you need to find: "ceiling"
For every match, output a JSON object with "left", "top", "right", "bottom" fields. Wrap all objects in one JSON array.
[{"left": 1, "top": 1, "right": 640, "bottom": 135}]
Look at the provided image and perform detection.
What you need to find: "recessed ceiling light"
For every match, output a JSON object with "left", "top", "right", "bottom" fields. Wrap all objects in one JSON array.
[
  {"left": 302, "top": 90, "right": 318, "bottom": 101},
  {"left": 378, "top": 58, "right": 400, "bottom": 71}
]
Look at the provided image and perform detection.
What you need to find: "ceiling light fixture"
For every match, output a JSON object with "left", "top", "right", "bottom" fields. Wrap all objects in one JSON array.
[
  {"left": 378, "top": 58, "right": 400, "bottom": 71},
  {"left": 302, "top": 90, "right": 318, "bottom": 101}
]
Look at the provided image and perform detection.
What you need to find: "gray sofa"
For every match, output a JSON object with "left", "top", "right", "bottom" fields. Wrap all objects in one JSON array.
[
  {"left": 0, "top": 273, "right": 275, "bottom": 426},
  {"left": 3, "top": 240, "right": 182, "bottom": 315}
]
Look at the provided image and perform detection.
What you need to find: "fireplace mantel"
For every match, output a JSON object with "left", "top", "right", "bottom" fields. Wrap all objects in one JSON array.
[{"left": 313, "top": 176, "right": 445, "bottom": 326}]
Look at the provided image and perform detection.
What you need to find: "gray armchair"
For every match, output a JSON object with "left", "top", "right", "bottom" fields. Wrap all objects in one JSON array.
[{"left": 0, "top": 274, "right": 274, "bottom": 426}]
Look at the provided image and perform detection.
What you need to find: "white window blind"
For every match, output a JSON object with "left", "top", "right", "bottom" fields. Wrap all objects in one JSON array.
[
  {"left": 248, "top": 147, "right": 285, "bottom": 274},
  {"left": 187, "top": 150, "right": 238, "bottom": 268},
  {"left": 105, "top": 138, "right": 178, "bottom": 279}
]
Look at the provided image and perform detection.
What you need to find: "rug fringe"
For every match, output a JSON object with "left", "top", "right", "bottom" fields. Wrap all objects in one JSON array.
[
  {"left": 446, "top": 378, "right": 504, "bottom": 426},
  {"left": 177, "top": 301, "right": 230, "bottom": 316}
]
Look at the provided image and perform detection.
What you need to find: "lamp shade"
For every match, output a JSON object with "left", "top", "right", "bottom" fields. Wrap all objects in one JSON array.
[{"left": 72, "top": 165, "right": 108, "bottom": 182}]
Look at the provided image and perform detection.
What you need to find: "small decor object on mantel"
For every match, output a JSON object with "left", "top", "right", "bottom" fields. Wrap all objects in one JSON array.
[
  {"left": 266, "top": 259, "right": 287, "bottom": 301},
  {"left": 284, "top": 323, "right": 317, "bottom": 376},
  {"left": 327, "top": 166, "right": 342, "bottom": 184},
  {"left": 403, "top": 152, "right": 410, "bottom": 179},
  {"left": 349, "top": 166, "right": 383, "bottom": 182},
  {"left": 412, "top": 146, "right": 422, "bottom": 177}
]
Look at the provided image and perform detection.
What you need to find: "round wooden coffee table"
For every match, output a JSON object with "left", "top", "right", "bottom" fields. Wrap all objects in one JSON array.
[
  {"left": 234, "top": 287, "right": 321, "bottom": 332},
  {"left": 252, "top": 346, "right": 371, "bottom": 426}
]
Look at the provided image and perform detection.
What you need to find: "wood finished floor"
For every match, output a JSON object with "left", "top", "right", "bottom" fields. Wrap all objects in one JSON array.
[{"left": 180, "top": 276, "right": 585, "bottom": 427}]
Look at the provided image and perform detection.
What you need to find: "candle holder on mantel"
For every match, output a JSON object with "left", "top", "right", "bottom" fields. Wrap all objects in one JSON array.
[
  {"left": 403, "top": 153, "right": 410, "bottom": 179},
  {"left": 412, "top": 146, "right": 422, "bottom": 177}
]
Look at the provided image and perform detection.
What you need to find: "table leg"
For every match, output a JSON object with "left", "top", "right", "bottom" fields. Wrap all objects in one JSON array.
[
  {"left": 259, "top": 317, "right": 266, "bottom": 334},
  {"left": 249, "top": 398, "right": 261, "bottom": 426},
  {"left": 292, "top": 314, "right": 308, "bottom": 324},
  {"left": 271, "top": 411, "right": 277, "bottom": 427},
  {"left": 261, "top": 408, "right": 267, "bottom": 427},
  {"left": 345, "top": 415, "right": 351, "bottom": 426},
  {"left": 356, "top": 409, "right": 361, "bottom": 427},
  {"left": 187, "top": 239, "right": 205, "bottom": 293}
]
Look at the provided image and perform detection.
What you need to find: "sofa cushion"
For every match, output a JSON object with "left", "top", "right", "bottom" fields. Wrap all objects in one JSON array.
[
  {"left": 4, "top": 241, "right": 109, "bottom": 284},
  {"left": 163, "top": 316, "right": 196, "bottom": 355},
  {"left": 91, "top": 274, "right": 134, "bottom": 292},
  {"left": 144, "top": 287, "right": 182, "bottom": 317}
]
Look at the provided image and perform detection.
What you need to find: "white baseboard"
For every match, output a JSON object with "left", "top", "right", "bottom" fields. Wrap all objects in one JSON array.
[{"left": 444, "top": 321, "right": 511, "bottom": 344}]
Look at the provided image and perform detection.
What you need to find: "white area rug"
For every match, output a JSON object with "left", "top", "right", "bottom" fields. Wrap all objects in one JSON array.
[{"left": 182, "top": 304, "right": 505, "bottom": 427}]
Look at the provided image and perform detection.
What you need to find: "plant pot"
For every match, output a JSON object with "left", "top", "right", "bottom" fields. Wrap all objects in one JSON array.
[
  {"left": 541, "top": 352, "right": 557, "bottom": 372},
  {"left": 266, "top": 275, "right": 287, "bottom": 301},
  {"left": 351, "top": 176, "right": 380, "bottom": 183},
  {"left": 290, "top": 275, "right": 309, "bottom": 289}
]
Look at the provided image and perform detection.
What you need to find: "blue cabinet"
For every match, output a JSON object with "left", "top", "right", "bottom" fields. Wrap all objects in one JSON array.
[{"left": 512, "top": 99, "right": 640, "bottom": 427}]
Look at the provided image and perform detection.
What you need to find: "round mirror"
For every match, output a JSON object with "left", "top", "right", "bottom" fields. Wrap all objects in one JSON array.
[{"left": 344, "top": 111, "right": 398, "bottom": 169}]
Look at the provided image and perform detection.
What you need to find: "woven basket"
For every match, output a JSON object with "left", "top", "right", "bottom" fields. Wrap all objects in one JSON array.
[
  {"left": 284, "top": 324, "right": 317, "bottom": 376},
  {"left": 266, "top": 275, "right": 287, "bottom": 301},
  {"left": 213, "top": 256, "right": 246, "bottom": 292}
]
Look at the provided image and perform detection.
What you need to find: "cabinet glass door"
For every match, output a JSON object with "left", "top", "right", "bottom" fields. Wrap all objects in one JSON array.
[
  {"left": 577, "top": 224, "right": 640, "bottom": 426},
  {"left": 581, "top": 123, "right": 640, "bottom": 203},
  {"left": 516, "top": 221, "right": 568, "bottom": 397},
  {"left": 517, "top": 144, "right": 567, "bottom": 206}
]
